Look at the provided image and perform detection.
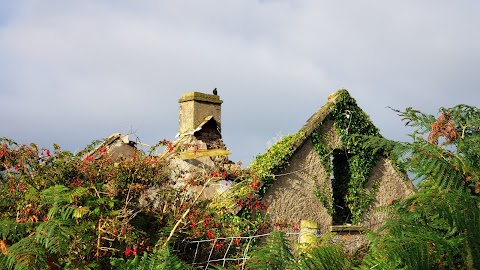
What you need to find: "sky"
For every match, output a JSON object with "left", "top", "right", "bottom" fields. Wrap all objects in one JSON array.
[{"left": 1, "top": 0, "right": 479, "bottom": 165}]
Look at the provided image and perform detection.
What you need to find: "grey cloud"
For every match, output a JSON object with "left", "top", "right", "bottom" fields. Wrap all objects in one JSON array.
[{"left": 1, "top": 0, "right": 479, "bottom": 165}]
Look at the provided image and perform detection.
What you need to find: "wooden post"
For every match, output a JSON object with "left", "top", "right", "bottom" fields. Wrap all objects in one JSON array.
[{"left": 299, "top": 220, "right": 318, "bottom": 250}]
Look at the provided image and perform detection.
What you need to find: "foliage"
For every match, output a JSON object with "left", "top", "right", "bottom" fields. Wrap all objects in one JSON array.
[
  {"left": 110, "top": 246, "right": 193, "bottom": 270},
  {"left": 245, "top": 231, "right": 296, "bottom": 269},
  {"left": 210, "top": 131, "right": 306, "bottom": 237},
  {"left": 249, "top": 131, "right": 306, "bottom": 195},
  {"left": 3, "top": 98, "right": 480, "bottom": 269},
  {"left": 311, "top": 90, "right": 381, "bottom": 223},
  {"left": 0, "top": 136, "right": 260, "bottom": 269},
  {"left": 311, "top": 133, "right": 335, "bottom": 216},
  {"left": 297, "top": 244, "right": 354, "bottom": 270},
  {"left": 361, "top": 104, "right": 480, "bottom": 269},
  {"left": 243, "top": 102, "right": 480, "bottom": 269},
  {"left": 245, "top": 230, "right": 354, "bottom": 270},
  {"left": 362, "top": 191, "right": 480, "bottom": 269}
]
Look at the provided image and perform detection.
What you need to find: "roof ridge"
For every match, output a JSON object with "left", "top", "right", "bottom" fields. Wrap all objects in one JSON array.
[{"left": 289, "top": 89, "right": 351, "bottom": 156}]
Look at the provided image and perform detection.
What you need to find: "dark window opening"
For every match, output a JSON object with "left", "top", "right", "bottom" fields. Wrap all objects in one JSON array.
[{"left": 331, "top": 150, "right": 353, "bottom": 225}]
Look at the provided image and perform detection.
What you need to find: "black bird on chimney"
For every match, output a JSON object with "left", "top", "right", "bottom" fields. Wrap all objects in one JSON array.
[{"left": 213, "top": 88, "right": 218, "bottom": 95}]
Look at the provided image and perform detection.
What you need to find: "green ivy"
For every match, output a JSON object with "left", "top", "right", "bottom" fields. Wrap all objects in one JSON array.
[
  {"left": 247, "top": 90, "right": 382, "bottom": 224},
  {"left": 311, "top": 131, "right": 334, "bottom": 215},
  {"left": 250, "top": 130, "right": 306, "bottom": 195},
  {"left": 312, "top": 174, "right": 334, "bottom": 216},
  {"left": 311, "top": 131, "right": 330, "bottom": 168},
  {"left": 311, "top": 89, "right": 381, "bottom": 224}
]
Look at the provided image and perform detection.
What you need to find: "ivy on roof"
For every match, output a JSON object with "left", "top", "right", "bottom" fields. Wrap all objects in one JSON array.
[
  {"left": 212, "top": 89, "right": 395, "bottom": 224},
  {"left": 319, "top": 89, "right": 381, "bottom": 223},
  {"left": 249, "top": 130, "right": 306, "bottom": 194},
  {"left": 250, "top": 89, "right": 384, "bottom": 223}
]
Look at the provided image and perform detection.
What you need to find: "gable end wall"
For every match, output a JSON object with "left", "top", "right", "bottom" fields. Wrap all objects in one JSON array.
[
  {"left": 363, "top": 158, "right": 416, "bottom": 231},
  {"left": 263, "top": 139, "right": 333, "bottom": 234}
]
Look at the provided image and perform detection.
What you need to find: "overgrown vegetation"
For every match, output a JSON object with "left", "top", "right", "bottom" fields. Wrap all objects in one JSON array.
[
  {"left": 250, "top": 130, "right": 306, "bottom": 195},
  {"left": 1, "top": 95, "right": 480, "bottom": 269},
  {"left": 249, "top": 90, "right": 382, "bottom": 224},
  {"left": 311, "top": 90, "right": 382, "bottom": 224},
  {"left": 245, "top": 102, "right": 480, "bottom": 269},
  {"left": 361, "top": 104, "right": 480, "bottom": 269},
  {"left": 245, "top": 231, "right": 354, "bottom": 270},
  {"left": 0, "top": 138, "right": 262, "bottom": 269}
]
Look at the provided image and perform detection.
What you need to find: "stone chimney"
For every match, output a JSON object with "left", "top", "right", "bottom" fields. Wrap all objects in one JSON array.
[{"left": 178, "top": 92, "right": 223, "bottom": 135}]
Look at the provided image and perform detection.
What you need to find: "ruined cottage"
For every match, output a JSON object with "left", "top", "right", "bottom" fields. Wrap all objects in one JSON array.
[
  {"left": 90, "top": 92, "right": 235, "bottom": 203},
  {"left": 249, "top": 89, "right": 416, "bottom": 250},
  {"left": 90, "top": 89, "right": 416, "bottom": 251}
]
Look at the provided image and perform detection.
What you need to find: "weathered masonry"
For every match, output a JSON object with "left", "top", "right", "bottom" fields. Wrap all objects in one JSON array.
[
  {"left": 250, "top": 89, "right": 416, "bottom": 251},
  {"left": 160, "top": 91, "right": 236, "bottom": 200}
]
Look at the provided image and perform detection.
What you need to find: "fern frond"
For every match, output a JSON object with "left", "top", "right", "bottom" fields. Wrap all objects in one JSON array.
[
  {"left": 393, "top": 107, "right": 436, "bottom": 134},
  {"left": 457, "top": 134, "right": 480, "bottom": 178},
  {"left": 297, "top": 244, "right": 353, "bottom": 270},
  {"left": 0, "top": 219, "right": 36, "bottom": 242},
  {"left": 408, "top": 141, "right": 465, "bottom": 190},
  {"left": 109, "top": 246, "right": 194, "bottom": 270},
  {"left": 152, "top": 246, "right": 194, "bottom": 270},
  {"left": 41, "top": 184, "right": 70, "bottom": 204},
  {"left": 366, "top": 190, "right": 480, "bottom": 269},
  {"left": 5, "top": 236, "right": 48, "bottom": 270},
  {"left": 245, "top": 231, "right": 295, "bottom": 270},
  {"left": 35, "top": 216, "right": 75, "bottom": 254},
  {"left": 446, "top": 104, "right": 480, "bottom": 130}
]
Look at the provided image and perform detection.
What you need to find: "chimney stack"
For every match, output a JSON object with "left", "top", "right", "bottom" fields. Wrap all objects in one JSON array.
[{"left": 178, "top": 92, "right": 223, "bottom": 135}]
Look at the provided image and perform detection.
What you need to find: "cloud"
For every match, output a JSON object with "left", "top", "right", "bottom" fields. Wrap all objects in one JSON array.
[{"left": 1, "top": 0, "right": 479, "bottom": 164}]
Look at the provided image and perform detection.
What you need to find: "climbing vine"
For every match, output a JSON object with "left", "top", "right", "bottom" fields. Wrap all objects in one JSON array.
[
  {"left": 312, "top": 174, "right": 334, "bottom": 216},
  {"left": 311, "top": 89, "right": 381, "bottom": 224},
  {"left": 208, "top": 130, "right": 308, "bottom": 241},
  {"left": 221, "top": 89, "right": 383, "bottom": 227},
  {"left": 311, "top": 131, "right": 334, "bottom": 215},
  {"left": 249, "top": 131, "right": 306, "bottom": 195}
]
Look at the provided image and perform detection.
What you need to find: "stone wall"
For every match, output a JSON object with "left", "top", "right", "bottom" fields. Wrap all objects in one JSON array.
[
  {"left": 363, "top": 157, "right": 416, "bottom": 231},
  {"left": 319, "top": 120, "right": 342, "bottom": 150},
  {"left": 263, "top": 139, "right": 333, "bottom": 234},
  {"left": 262, "top": 118, "right": 416, "bottom": 253}
]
